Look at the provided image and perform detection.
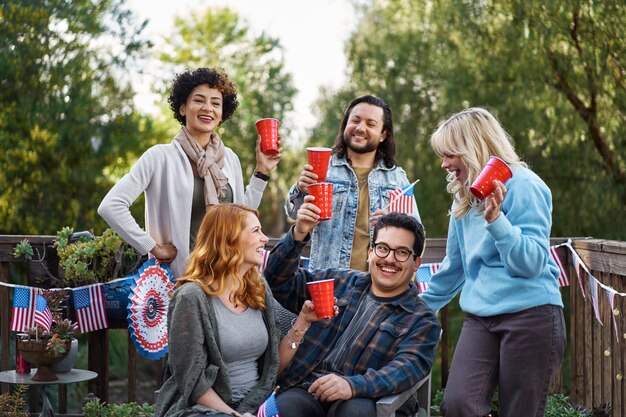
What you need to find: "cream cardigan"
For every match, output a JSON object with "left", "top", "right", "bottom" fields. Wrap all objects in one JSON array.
[{"left": 98, "top": 140, "right": 267, "bottom": 278}]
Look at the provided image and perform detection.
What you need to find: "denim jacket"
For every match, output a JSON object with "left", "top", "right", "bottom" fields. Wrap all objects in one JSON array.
[{"left": 285, "top": 155, "right": 421, "bottom": 270}]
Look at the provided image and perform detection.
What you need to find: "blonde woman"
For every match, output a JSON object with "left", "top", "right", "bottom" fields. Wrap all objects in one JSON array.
[
  {"left": 155, "top": 204, "right": 320, "bottom": 417},
  {"left": 421, "top": 108, "right": 565, "bottom": 417}
]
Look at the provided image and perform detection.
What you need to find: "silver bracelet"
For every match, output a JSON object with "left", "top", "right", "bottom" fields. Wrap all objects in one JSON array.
[{"left": 287, "top": 328, "right": 304, "bottom": 350}]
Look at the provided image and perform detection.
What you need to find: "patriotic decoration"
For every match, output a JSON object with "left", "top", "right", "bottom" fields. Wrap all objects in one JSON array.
[
  {"left": 589, "top": 277, "right": 603, "bottom": 326},
  {"left": 607, "top": 291, "right": 619, "bottom": 342},
  {"left": 10, "top": 287, "right": 36, "bottom": 332},
  {"left": 257, "top": 391, "right": 280, "bottom": 417},
  {"left": 415, "top": 263, "right": 440, "bottom": 294},
  {"left": 73, "top": 284, "right": 109, "bottom": 333},
  {"left": 34, "top": 294, "right": 53, "bottom": 331},
  {"left": 550, "top": 245, "right": 569, "bottom": 287},
  {"left": 414, "top": 245, "right": 572, "bottom": 293},
  {"left": 387, "top": 180, "right": 418, "bottom": 214},
  {"left": 128, "top": 259, "right": 174, "bottom": 359}
]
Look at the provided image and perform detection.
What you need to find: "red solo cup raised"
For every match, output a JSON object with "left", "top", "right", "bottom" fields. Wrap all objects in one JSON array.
[
  {"left": 255, "top": 118, "right": 280, "bottom": 155},
  {"left": 306, "top": 279, "right": 335, "bottom": 319},
  {"left": 469, "top": 156, "right": 513, "bottom": 200},
  {"left": 307, "top": 147, "right": 332, "bottom": 182},
  {"left": 307, "top": 182, "right": 333, "bottom": 221}
]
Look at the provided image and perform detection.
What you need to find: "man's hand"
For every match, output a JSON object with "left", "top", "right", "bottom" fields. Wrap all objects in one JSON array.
[
  {"left": 151, "top": 242, "right": 177, "bottom": 263},
  {"left": 254, "top": 136, "right": 282, "bottom": 175},
  {"left": 369, "top": 208, "right": 388, "bottom": 227},
  {"left": 293, "top": 195, "right": 320, "bottom": 241},
  {"left": 308, "top": 374, "right": 353, "bottom": 402},
  {"left": 296, "top": 164, "right": 318, "bottom": 193}
]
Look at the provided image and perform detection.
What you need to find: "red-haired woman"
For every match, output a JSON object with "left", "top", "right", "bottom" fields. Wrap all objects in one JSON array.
[{"left": 155, "top": 204, "right": 321, "bottom": 417}]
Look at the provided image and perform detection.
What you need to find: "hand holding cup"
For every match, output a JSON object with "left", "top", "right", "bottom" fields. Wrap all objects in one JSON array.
[
  {"left": 296, "top": 164, "right": 319, "bottom": 193},
  {"left": 293, "top": 195, "right": 321, "bottom": 241}
]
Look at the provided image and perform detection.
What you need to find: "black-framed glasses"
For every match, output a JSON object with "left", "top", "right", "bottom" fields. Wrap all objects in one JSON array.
[{"left": 372, "top": 242, "right": 416, "bottom": 262}]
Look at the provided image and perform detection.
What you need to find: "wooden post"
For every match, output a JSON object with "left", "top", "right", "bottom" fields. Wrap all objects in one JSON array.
[{"left": 88, "top": 329, "right": 109, "bottom": 402}]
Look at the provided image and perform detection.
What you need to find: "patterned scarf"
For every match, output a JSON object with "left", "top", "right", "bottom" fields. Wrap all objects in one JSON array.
[{"left": 174, "top": 127, "right": 228, "bottom": 206}]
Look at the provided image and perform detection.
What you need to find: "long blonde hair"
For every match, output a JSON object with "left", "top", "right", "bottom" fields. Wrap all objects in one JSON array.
[
  {"left": 430, "top": 107, "right": 526, "bottom": 219},
  {"left": 176, "top": 203, "right": 266, "bottom": 310}
]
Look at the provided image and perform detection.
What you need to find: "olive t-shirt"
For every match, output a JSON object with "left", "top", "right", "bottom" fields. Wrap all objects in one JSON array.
[{"left": 349, "top": 167, "right": 372, "bottom": 271}]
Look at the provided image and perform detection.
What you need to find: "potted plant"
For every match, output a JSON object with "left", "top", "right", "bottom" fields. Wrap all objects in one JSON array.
[
  {"left": 17, "top": 290, "right": 78, "bottom": 381},
  {"left": 13, "top": 227, "right": 143, "bottom": 325}
]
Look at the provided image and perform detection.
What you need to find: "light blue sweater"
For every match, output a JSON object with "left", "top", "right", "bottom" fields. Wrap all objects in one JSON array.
[{"left": 421, "top": 167, "right": 564, "bottom": 316}]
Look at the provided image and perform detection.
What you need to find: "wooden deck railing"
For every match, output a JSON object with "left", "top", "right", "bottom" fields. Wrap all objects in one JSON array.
[{"left": 1, "top": 236, "right": 625, "bottom": 415}]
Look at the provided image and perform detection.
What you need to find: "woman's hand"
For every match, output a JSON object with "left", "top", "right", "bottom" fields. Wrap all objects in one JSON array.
[
  {"left": 296, "top": 164, "right": 318, "bottom": 193},
  {"left": 484, "top": 180, "right": 507, "bottom": 223},
  {"left": 300, "top": 298, "right": 339, "bottom": 324},
  {"left": 293, "top": 195, "right": 320, "bottom": 241},
  {"left": 254, "top": 136, "right": 282, "bottom": 176},
  {"left": 151, "top": 242, "right": 177, "bottom": 263}
]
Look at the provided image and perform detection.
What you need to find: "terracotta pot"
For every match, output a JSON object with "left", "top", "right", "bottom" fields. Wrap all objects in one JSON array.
[{"left": 17, "top": 339, "right": 71, "bottom": 381}]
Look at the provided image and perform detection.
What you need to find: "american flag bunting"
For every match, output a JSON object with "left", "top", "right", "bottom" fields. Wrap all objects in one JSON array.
[
  {"left": 73, "top": 284, "right": 109, "bottom": 333},
  {"left": 10, "top": 286, "right": 36, "bottom": 332}
]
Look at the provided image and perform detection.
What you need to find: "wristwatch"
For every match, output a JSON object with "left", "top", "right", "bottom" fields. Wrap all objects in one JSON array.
[{"left": 253, "top": 170, "right": 270, "bottom": 181}]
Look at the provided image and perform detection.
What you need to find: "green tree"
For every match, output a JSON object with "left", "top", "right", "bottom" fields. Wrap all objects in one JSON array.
[
  {"left": 0, "top": 0, "right": 152, "bottom": 234},
  {"left": 157, "top": 7, "right": 297, "bottom": 236},
  {"left": 310, "top": 0, "right": 626, "bottom": 239}
]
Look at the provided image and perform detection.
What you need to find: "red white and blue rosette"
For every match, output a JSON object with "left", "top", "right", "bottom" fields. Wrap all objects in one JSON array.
[{"left": 127, "top": 259, "right": 175, "bottom": 359}]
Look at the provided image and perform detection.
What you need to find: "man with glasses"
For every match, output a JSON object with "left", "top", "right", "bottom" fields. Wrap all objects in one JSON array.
[{"left": 264, "top": 198, "right": 440, "bottom": 417}]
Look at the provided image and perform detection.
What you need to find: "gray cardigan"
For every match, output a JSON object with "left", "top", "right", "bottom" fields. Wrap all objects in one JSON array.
[{"left": 154, "top": 281, "right": 281, "bottom": 417}]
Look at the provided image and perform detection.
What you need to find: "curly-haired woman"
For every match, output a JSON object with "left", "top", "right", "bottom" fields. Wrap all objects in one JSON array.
[
  {"left": 98, "top": 68, "right": 281, "bottom": 278},
  {"left": 155, "top": 204, "right": 322, "bottom": 417}
]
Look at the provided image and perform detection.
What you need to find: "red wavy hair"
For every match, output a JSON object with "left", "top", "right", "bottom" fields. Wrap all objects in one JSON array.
[{"left": 176, "top": 204, "right": 266, "bottom": 310}]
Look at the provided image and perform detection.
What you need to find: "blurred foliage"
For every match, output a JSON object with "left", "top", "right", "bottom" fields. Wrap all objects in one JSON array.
[
  {"left": 310, "top": 0, "right": 626, "bottom": 238},
  {"left": 154, "top": 7, "right": 298, "bottom": 235},
  {"left": 0, "top": 0, "right": 154, "bottom": 234}
]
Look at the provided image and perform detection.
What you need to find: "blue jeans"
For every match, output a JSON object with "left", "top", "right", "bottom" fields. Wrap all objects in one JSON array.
[{"left": 441, "top": 305, "right": 566, "bottom": 417}]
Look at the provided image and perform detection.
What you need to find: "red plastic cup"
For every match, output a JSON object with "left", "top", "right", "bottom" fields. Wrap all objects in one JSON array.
[
  {"left": 15, "top": 333, "right": 30, "bottom": 374},
  {"left": 307, "top": 182, "right": 333, "bottom": 221},
  {"left": 307, "top": 147, "right": 332, "bottom": 182},
  {"left": 470, "top": 156, "right": 512, "bottom": 200},
  {"left": 255, "top": 118, "right": 280, "bottom": 155},
  {"left": 306, "top": 279, "right": 335, "bottom": 319}
]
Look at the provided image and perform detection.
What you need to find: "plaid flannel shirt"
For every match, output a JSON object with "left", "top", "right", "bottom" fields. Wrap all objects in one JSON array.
[{"left": 264, "top": 228, "right": 441, "bottom": 399}]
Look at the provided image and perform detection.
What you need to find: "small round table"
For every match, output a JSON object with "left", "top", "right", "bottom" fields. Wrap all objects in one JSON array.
[{"left": 0, "top": 369, "right": 97, "bottom": 416}]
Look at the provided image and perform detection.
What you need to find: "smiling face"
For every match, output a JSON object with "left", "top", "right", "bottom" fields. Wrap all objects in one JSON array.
[
  {"left": 342, "top": 102, "right": 387, "bottom": 157},
  {"left": 368, "top": 226, "right": 421, "bottom": 298},
  {"left": 441, "top": 154, "right": 468, "bottom": 184},
  {"left": 239, "top": 212, "right": 268, "bottom": 276},
  {"left": 179, "top": 85, "right": 223, "bottom": 143}
]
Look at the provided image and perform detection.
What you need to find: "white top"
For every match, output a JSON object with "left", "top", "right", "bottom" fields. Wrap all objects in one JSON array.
[{"left": 98, "top": 140, "right": 267, "bottom": 278}]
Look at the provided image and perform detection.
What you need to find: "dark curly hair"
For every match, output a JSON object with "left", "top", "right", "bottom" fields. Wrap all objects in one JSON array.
[
  {"left": 168, "top": 68, "right": 239, "bottom": 126},
  {"left": 332, "top": 95, "right": 397, "bottom": 168},
  {"left": 373, "top": 212, "right": 425, "bottom": 258}
]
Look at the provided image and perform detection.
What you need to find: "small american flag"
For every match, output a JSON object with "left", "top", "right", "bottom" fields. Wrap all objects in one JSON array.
[
  {"left": 257, "top": 391, "right": 280, "bottom": 417},
  {"left": 34, "top": 294, "right": 53, "bottom": 331},
  {"left": 10, "top": 287, "right": 36, "bottom": 332},
  {"left": 73, "top": 284, "right": 109, "bottom": 333},
  {"left": 387, "top": 180, "right": 418, "bottom": 214},
  {"left": 415, "top": 263, "right": 440, "bottom": 294}
]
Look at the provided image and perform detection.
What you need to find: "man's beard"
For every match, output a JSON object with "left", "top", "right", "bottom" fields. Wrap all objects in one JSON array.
[{"left": 343, "top": 133, "right": 379, "bottom": 154}]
